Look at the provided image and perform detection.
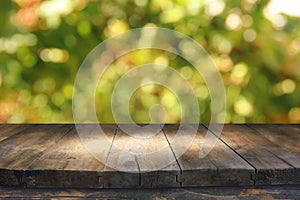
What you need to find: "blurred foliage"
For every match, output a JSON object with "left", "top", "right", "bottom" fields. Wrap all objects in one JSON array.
[{"left": 0, "top": 0, "right": 300, "bottom": 123}]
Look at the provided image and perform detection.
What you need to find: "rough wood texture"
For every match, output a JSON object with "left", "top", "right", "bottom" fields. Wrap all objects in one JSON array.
[
  {"left": 0, "top": 124, "right": 299, "bottom": 188},
  {"left": 214, "top": 124, "right": 300, "bottom": 185},
  {"left": 0, "top": 125, "right": 31, "bottom": 142},
  {"left": 32, "top": 124, "right": 117, "bottom": 188},
  {"left": 104, "top": 125, "right": 180, "bottom": 188},
  {"left": 0, "top": 125, "right": 72, "bottom": 187},
  {"left": 164, "top": 124, "right": 254, "bottom": 186},
  {"left": 1, "top": 185, "right": 300, "bottom": 199},
  {"left": 249, "top": 124, "right": 300, "bottom": 158}
]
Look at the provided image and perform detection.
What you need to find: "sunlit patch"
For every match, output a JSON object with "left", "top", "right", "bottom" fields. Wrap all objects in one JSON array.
[
  {"left": 63, "top": 84, "right": 74, "bottom": 99},
  {"left": 263, "top": 0, "right": 300, "bottom": 29},
  {"left": 267, "top": 14, "right": 287, "bottom": 29},
  {"left": 40, "top": 48, "right": 69, "bottom": 63},
  {"left": 230, "top": 63, "right": 248, "bottom": 85},
  {"left": 154, "top": 55, "right": 169, "bottom": 67},
  {"left": 266, "top": 0, "right": 300, "bottom": 17},
  {"left": 104, "top": 19, "right": 129, "bottom": 37},
  {"left": 288, "top": 107, "right": 300, "bottom": 122},
  {"left": 273, "top": 79, "right": 296, "bottom": 95},
  {"left": 160, "top": 6, "right": 185, "bottom": 23},
  {"left": 38, "top": 0, "right": 76, "bottom": 28},
  {"left": 0, "top": 33, "right": 36, "bottom": 54},
  {"left": 3, "top": 40, "right": 18, "bottom": 54},
  {"left": 161, "top": 91, "right": 177, "bottom": 108},
  {"left": 205, "top": 0, "right": 225, "bottom": 18},
  {"left": 186, "top": 0, "right": 203, "bottom": 16},
  {"left": 225, "top": 11, "right": 242, "bottom": 31},
  {"left": 243, "top": 29, "right": 256, "bottom": 42},
  {"left": 216, "top": 55, "right": 234, "bottom": 72},
  {"left": 234, "top": 97, "right": 253, "bottom": 117},
  {"left": 281, "top": 79, "right": 296, "bottom": 94}
]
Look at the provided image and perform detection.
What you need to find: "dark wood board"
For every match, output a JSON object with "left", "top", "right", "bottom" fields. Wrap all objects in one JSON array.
[
  {"left": 212, "top": 124, "right": 300, "bottom": 185},
  {"left": 164, "top": 124, "right": 254, "bottom": 187}
]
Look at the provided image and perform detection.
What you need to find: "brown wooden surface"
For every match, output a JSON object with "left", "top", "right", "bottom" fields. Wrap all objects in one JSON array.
[
  {"left": 1, "top": 185, "right": 300, "bottom": 199},
  {"left": 164, "top": 124, "right": 254, "bottom": 187},
  {"left": 104, "top": 125, "right": 180, "bottom": 188},
  {"left": 212, "top": 124, "right": 300, "bottom": 185},
  {"left": 249, "top": 124, "right": 300, "bottom": 158},
  {"left": 0, "top": 124, "right": 31, "bottom": 142},
  {"left": 0, "top": 124, "right": 299, "bottom": 188}
]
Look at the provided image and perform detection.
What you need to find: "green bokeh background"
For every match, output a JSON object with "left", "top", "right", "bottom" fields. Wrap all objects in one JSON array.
[{"left": 0, "top": 0, "right": 300, "bottom": 123}]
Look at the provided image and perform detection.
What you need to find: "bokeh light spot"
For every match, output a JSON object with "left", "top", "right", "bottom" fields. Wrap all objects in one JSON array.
[
  {"left": 40, "top": 48, "right": 69, "bottom": 63},
  {"left": 288, "top": 107, "right": 300, "bottom": 122},
  {"left": 77, "top": 21, "right": 91, "bottom": 36},
  {"left": 234, "top": 97, "right": 253, "bottom": 117},
  {"left": 63, "top": 84, "right": 73, "bottom": 99},
  {"left": 226, "top": 12, "right": 242, "bottom": 30},
  {"left": 243, "top": 29, "right": 256, "bottom": 42},
  {"left": 205, "top": 0, "right": 225, "bottom": 17},
  {"left": 230, "top": 62, "right": 248, "bottom": 84}
]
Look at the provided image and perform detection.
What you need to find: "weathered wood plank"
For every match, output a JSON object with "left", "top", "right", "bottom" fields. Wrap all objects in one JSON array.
[
  {"left": 249, "top": 124, "right": 300, "bottom": 158},
  {"left": 0, "top": 124, "right": 31, "bottom": 142},
  {"left": 0, "top": 125, "right": 72, "bottom": 170},
  {"left": 131, "top": 125, "right": 180, "bottom": 188},
  {"left": 1, "top": 185, "right": 300, "bottom": 199},
  {"left": 104, "top": 124, "right": 181, "bottom": 188},
  {"left": 0, "top": 124, "right": 299, "bottom": 188},
  {"left": 28, "top": 124, "right": 117, "bottom": 188},
  {"left": 216, "top": 125, "right": 300, "bottom": 185},
  {"left": 103, "top": 125, "right": 139, "bottom": 188},
  {"left": 164, "top": 124, "right": 254, "bottom": 187},
  {"left": 0, "top": 125, "right": 72, "bottom": 187}
]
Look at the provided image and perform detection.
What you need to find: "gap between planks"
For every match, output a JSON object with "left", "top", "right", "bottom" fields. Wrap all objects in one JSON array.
[{"left": 0, "top": 124, "right": 299, "bottom": 188}]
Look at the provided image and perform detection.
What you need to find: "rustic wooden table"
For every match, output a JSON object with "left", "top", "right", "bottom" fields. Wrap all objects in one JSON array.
[
  {"left": 1, "top": 185, "right": 300, "bottom": 199},
  {"left": 0, "top": 124, "right": 299, "bottom": 190}
]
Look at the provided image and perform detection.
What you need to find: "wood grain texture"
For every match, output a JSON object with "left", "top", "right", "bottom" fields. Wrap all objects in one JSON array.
[
  {"left": 29, "top": 124, "right": 116, "bottom": 188},
  {"left": 104, "top": 125, "right": 180, "bottom": 188},
  {"left": 249, "top": 124, "right": 300, "bottom": 158},
  {"left": 164, "top": 124, "right": 254, "bottom": 187},
  {"left": 0, "top": 124, "right": 31, "bottom": 142},
  {"left": 215, "top": 125, "right": 300, "bottom": 185},
  {"left": 0, "top": 124, "right": 299, "bottom": 188},
  {"left": 1, "top": 185, "right": 300, "bottom": 199},
  {"left": 0, "top": 125, "right": 72, "bottom": 170},
  {"left": 0, "top": 125, "right": 72, "bottom": 187}
]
